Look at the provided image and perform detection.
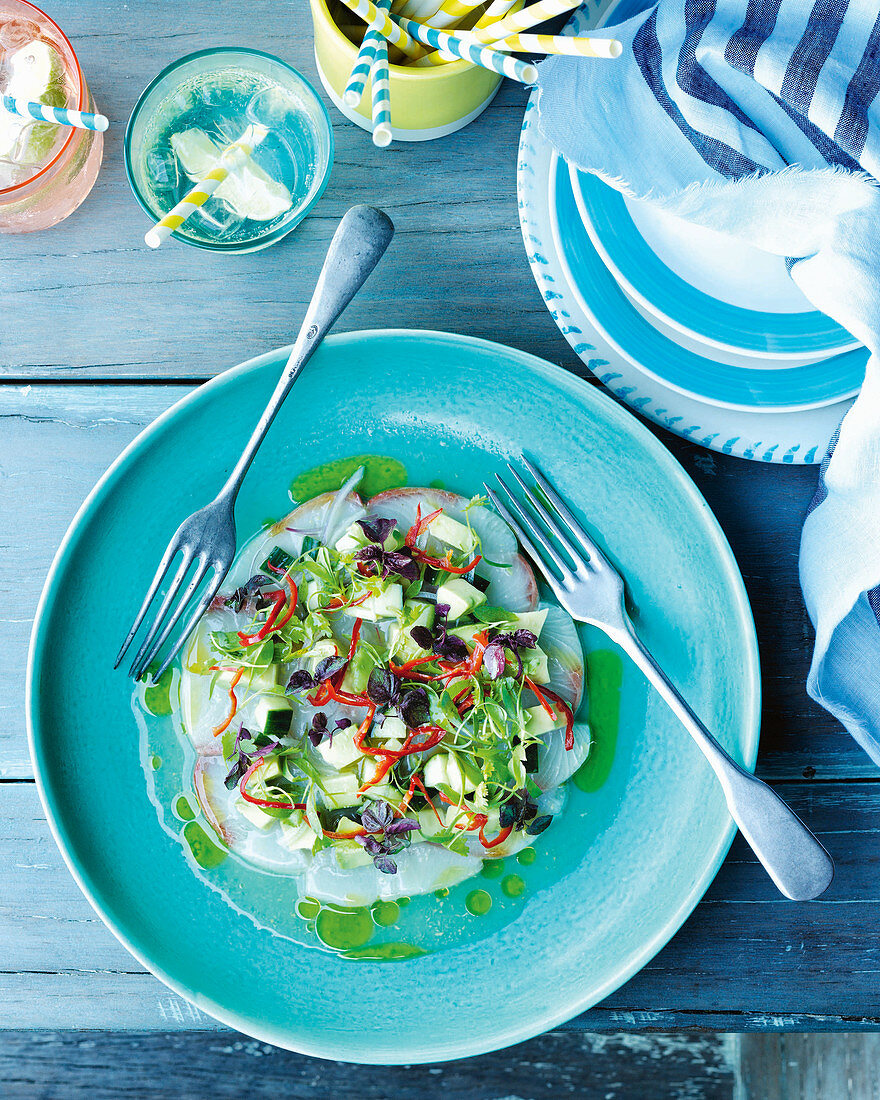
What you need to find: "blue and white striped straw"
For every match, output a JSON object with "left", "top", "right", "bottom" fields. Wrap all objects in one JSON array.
[
  {"left": 393, "top": 15, "right": 538, "bottom": 83},
  {"left": 370, "top": 35, "right": 393, "bottom": 147},
  {"left": 0, "top": 95, "right": 109, "bottom": 132},
  {"left": 343, "top": 0, "right": 392, "bottom": 108}
]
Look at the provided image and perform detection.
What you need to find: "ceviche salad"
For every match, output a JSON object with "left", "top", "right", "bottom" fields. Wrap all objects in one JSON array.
[{"left": 180, "top": 471, "right": 590, "bottom": 907}]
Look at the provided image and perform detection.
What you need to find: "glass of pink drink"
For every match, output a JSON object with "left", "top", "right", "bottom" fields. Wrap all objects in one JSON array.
[{"left": 0, "top": 0, "right": 103, "bottom": 232}]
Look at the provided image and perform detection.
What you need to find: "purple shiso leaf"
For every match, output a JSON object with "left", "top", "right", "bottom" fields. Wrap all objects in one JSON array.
[
  {"left": 360, "top": 800, "right": 395, "bottom": 833},
  {"left": 409, "top": 625, "right": 434, "bottom": 651},
  {"left": 400, "top": 686, "right": 430, "bottom": 728},
  {"left": 314, "top": 655, "right": 347, "bottom": 683},
  {"left": 355, "top": 543, "right": 383, "bottom": 564},
  {"left": 357, "top": 516, "right": 397, "bottom": 545},
  {"left": 367, "top": 667, "right": 398, "bottom": 707},
  {"left": 308, "top": 711, "right": 329, "bottom": 747},
  {"left": 482, "top": 642, "right": 506, "bottom": 680},
  {"left": 374, "top": 855, "right": 398, "bottom": 875},
  {"left": 359, "top": 834, "right": 385, "bottom": 854},
  {"left": 335, "top": 718, "right": 352, "bottom": 730},
  {"left": 385, "top": 818, "right": 421, "bottom": 836},
  {"left": 383, "top": 551, "right": 419, "bottom": 583},
  {"left": 225, "top": 573, "right": 272, "bottom": 613},
  {"left": 285, "top": 669, "right": 314, "bottom": 695}
]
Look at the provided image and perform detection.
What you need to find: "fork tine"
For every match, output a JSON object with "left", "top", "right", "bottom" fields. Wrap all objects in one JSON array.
[
  {"left": 130, "top": 554, "right": 209, "bottom": 680},
  {"left": 484, "top": 483, "right": 570, "bottom": 602},
  {"left": 521, "top": 454, "right": 611, "bottom": 566},
  {"left": 114, "top": 540, "right": 183, "bottom": 669},
  {"left": 494, "top": 474, "right": 574, "bottom": 575},
  {"left": 506, "top": 463, "right": 584, "bottom": 567},
  {"left": 152, "top": 568, "right": 226, "bottom": 683},
  {"left": 126, "top": 548, "right": 194, "bottom": 677}
]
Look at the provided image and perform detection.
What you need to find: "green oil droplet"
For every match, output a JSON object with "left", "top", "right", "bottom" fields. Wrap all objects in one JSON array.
[
  {"left": 143, "top": 666, "right": 175, "bottom": 717},
  {"left": 434, "top": 888, "right": 450, "bottom": 899},
  {"left": 398, "top": 896, "right": 411, "bottom": 907},
  {"left": 296, "top": 897, "right": 320, "bottom": 921},
  {"left": 261, "top": 517, "right": 279, "bottom": 530},
  {"left": 150, "top": 755, "right": 162, "bottom": 770},
  {"left": 290, "top": 455, "right": 407, "bottom": 504},
  {"left": 182, "top": 822, "right": 226, "bottom": 869},
  {"left": 501, "top": 874, "right": 526, "bottom": 898},
  {"left": 466, "top": 889, "right": 492, "bottom": 916},
  {"left": 517, "top": 847, "right": 537, "bottom": 866},
  {"left": 574, "top": 650, "right": 624, "bottom": 793},
  {"left": 316, "top": 905, "right": 374, "bottom": 950},
  {"left": 343, "top": 942, "right": 427, "bottom": 961},
  {"left": 429, "top": 478, "right": 446, "bottom": 491},
  {"left": 371, "top": 901, "right": 400, "bottom": 927},
  {"left": 480, "top": 859, "right": 505, "bottom": 879},
  {"left": 174, "top": 796, "right": 195, "bottom": 821}
]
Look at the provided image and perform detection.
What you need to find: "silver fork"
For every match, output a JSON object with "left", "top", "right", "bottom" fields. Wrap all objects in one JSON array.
[
  {"left": 486, "top": 457, "right": 834, "bottom": 902},
  {"left": 116, "top": 205, "right": 395, "bottom": 683}
]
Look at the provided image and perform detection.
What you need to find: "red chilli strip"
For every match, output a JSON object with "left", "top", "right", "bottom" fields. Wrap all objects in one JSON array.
[
  {"left": 237, "top": 589, "right": 286, "bottom": 647},
  {"left": 405, "top": 504, "right": 443, "bottom": 548},
  {"left": 212, "top": 668, "right": 245, "bottom": 737},
  {"left": 410, "top": 549, "right": 483, "bottom": 576},
  {"left": 405, "top": 773, "right": 444, "bottom": 825},
  {"left": 524, "top": 675, "right": 556, "bottom": 719},
  {"left": 348, "top": 618, "right": 362, "bottom": 661},
  {"left": 267, "top": 564, "right": 299, "bottom": 631},
  {"left": 479, "top": 822, "right": 513, "bottom": 849},
  {"left": 239, "top": 757, "right": 306, "bottom": 811},
  {"left": 539, "top": 685, "right": 575, "bottom": 751}
]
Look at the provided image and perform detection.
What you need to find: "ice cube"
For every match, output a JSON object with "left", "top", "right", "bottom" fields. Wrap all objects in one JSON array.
[
  {"left": 146, "top": 148, "right": 180, "bottom": 191},
  {"left": 0, "top": 19, "right": 41, "bottom": 52},
  {"left": 195, "top": 200, "right": 246, "bottom": 243},
  {"left": 246, "top": 86, "right": 294, "bottom": 130}
]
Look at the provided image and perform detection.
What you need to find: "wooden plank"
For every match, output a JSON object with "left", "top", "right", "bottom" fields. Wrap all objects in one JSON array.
[
  {"left": 1, "top": 384, "right": 874, "bottom": 779},
  {"left": 3, "top": 780, "right": 880, "bottom": 1030},
  {"left": 738, "top": 1034, "right": 880, "bottom": 1099},
  {"left": 0, "top": 0, "right": 566, "bottom": 382},
  {"left": 0, "top": 1030, "right": 737, "bottom": 1098}
]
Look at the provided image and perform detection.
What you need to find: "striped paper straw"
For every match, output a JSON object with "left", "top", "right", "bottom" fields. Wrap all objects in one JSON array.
[
  {"left": 473, "top": 0, "right": 519, "bottom": 30},
  {"left": 370, "top": 36, "right": 393, "bottom": 146},
  {"left": 343, "top": 0, "right": 392, "bottom": 107},
  {"left": 424, "top": 0, "right": 484, "bottom": 28},
  {"left": 338, "top": 0, "right": 426, "bottom": 58},
  {"left": 396, "top": 16, "right": 538, "bottom": 80},
  {"left": 471, "top": 0, "right": 582, "bottom": 42},
  {"left": 144, "top": 124, "right": 268, "bottom": 249},
  {"left": 1, "top": 95, "right": 109, "bottom": 132},
  {"left": 491, "top": 32, "right": 622, "bottom": 57}
]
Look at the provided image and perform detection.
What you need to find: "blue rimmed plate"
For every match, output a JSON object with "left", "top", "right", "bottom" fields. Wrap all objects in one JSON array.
[
  {"left": 572, "top": 170, "right": 860, "bottom": 361},
  {"left": 551, "top": 153, "right": 867, "bottom": 412},
  {"left": 28, "top": 330, "right": 760, "bottom": 1062}
]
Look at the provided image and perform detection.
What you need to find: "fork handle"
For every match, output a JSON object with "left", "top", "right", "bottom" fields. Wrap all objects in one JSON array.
[
  {"left": 614, "top": 626, "right": 834, "bottom": 901},
  {"left": 218, "top": 205, "right": 395, "bottom": 504}
]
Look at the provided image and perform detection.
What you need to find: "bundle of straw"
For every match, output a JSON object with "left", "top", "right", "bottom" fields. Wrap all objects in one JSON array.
[{"left": 335, "top": 0, "right": 622, "bottom": 146}]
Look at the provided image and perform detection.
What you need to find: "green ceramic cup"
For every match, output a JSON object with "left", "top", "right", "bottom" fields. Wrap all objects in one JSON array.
[{"left": 311, "top": 0, "right": 508, "bottom": 140}]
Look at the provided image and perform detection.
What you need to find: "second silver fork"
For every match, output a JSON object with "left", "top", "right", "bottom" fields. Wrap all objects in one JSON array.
[{"left": 486, "top": 458, "right": 834, "bottom": 902}]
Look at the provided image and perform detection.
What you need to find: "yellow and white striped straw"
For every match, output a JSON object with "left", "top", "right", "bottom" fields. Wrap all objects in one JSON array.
[
  {"left": 491, "top": 32, "right": 622, "bottom": 57},
  {"left": 144, "top": 124, "right": 268, "bottom": 249},
  {"left": 338, "top": 0, "right": 426, "bottom": 58},
  {"left": 470, "top": 0, "right": 582, "bottom": 43},
  {"left": 423, "top": 0, "right": 484, "bottom": 29},
  {"left": 473, "top": 0, "right": 519, "bottom": 30}
]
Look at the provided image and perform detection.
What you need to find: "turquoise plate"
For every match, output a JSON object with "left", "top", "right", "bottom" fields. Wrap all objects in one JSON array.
[
  {"left": 573, "top": 170, "right": 858, "bottom": 360},
  {"left": 28, "top": 331, "right": 760, "bottom": 1063},
  {"left": 551, "top": 154, "right": 868, "bottom": 411}
]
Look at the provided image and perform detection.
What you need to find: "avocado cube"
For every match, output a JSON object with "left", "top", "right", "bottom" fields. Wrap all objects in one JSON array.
[
  {"left": 317, "top": 726, "right": 363, "bottom": 770},
  {"left": 523, "top": 702, "right": 564, "bottom": 737},
  {"left": 428, "top": 513, "right": 476, "bottom": 552},
  {"left": 436, "top": 577, "right": 486, "bottom": 622}
]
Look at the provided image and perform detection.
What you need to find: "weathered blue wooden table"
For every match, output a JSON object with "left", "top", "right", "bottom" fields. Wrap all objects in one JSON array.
[{"left": 2, "top": 0, "right": 879, "bottom": 1067}]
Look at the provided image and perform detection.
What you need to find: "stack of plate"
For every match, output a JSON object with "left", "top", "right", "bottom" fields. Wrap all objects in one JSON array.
[{"left": 517, "top": 0, "right": 865, "bottom": 464}]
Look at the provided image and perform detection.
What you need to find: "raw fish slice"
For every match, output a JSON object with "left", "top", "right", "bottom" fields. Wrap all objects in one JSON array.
[
  {"left": 304, "top": 842, "right": 480, "bottom": 906},
  {"left": 539, "top": 604, "right": 586, "bottom": 712},
  {"left": 534, "top": 722, "right": 591, "bottom": 791},
  {"left": 225, "top": 491, "right": 365, "bottom": 588},
  {"left": 193, "top": 756, "right": 311, "bottom": 875},
  {"left": 483, "top": 553, "right": 539, "bottom": 612}
]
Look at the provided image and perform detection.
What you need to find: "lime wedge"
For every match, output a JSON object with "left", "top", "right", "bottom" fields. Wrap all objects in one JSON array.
[
  {"left": 170, "top": 128, "right": 292, "bottom": 222},
  {"left": 1, "top": 40, "right": 68, "bottom": 165}
]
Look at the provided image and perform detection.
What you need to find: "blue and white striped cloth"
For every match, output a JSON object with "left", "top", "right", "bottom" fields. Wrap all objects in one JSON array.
[{"left": 538, "top": 0, "right": 880, "bottom": 766}]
